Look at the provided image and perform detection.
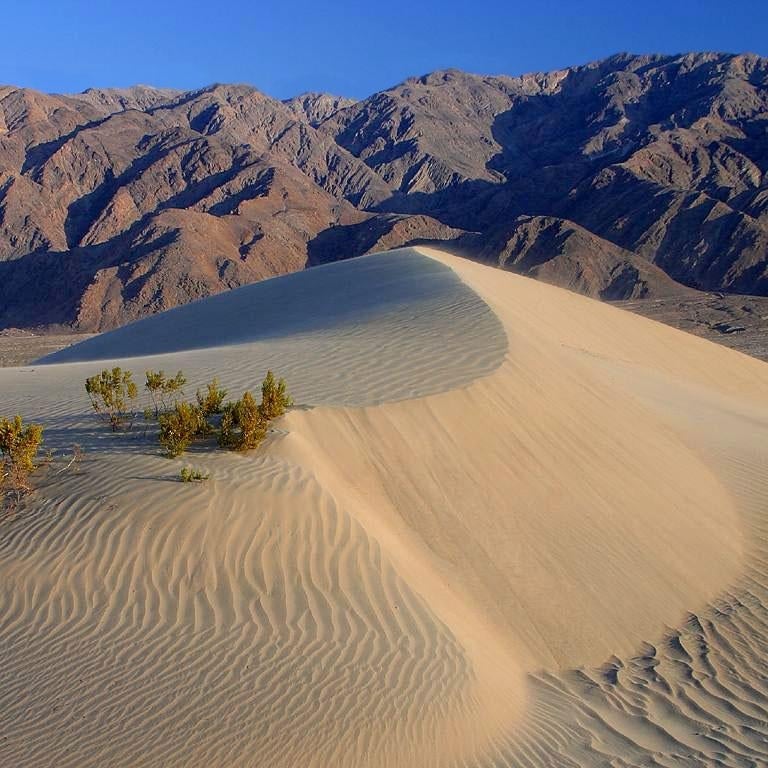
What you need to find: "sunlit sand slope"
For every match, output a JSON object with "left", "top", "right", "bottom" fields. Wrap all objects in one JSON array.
[{"left": 1, "top": 247, "right": 767, "bottom": 767}]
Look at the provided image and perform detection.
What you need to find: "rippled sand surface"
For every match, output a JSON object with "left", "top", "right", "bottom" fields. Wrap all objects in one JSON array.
[{"left": 1, "top": 247, "right": 766, "bottom": 766}]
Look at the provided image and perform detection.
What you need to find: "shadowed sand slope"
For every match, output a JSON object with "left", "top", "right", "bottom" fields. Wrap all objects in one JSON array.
[
  {"left": 39, "top": 250, "right": 507, "bottom": 406},
  {"left": 1, "top": 247, "right": 767, "bottom": 767}
]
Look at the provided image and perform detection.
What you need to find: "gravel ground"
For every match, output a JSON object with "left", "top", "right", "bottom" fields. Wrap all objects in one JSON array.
[
  {"left": 614, "top": 293, "right": 768, "bottom": 363},
  {"left": 0, "top": 332, "right": 95, "bottom": 368}
]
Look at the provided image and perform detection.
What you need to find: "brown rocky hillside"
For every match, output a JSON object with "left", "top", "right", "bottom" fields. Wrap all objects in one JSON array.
[{"left": 1, "top": 52, "right": 767, "bottom": 331}]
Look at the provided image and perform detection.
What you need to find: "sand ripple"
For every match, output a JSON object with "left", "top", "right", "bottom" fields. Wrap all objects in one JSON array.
[
  {"left": 0, "top": 450, "right": 489, "bottom": 768},
  {"left": 2, "top": 247, "right": 768, "bottom": 766}
]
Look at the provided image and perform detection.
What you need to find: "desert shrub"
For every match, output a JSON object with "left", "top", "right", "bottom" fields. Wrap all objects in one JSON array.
[
  {"left": 145, "top": 370, "right": 187, "bottom": 417},
  {"left": 0, "top": 415, "right": 43, "bottom": 476},
  {"left": 217, "top": 373, "right": 291, "bottom": 452},
  {"left": 259, "top": 370, "right": 293, "bottom": 420},
  {"left": 197, "top": 377, "right": 228, "bottom": 416},
  {"left": 218, "top": 403, "right": 237, "bottom": 449},
  {"left": 158, "top": 401, "right": 210, "bottom": 457},
  {"left": 85, "top": 367, "right": 138, "bottom": 431},
  {"left": 180, "top": 467, "right": 209, "bottom": 483},
  {"left": 219, "top": 391, "right": 268, "bottom": 451},
  {"left": 0, "top": 415, "right": 44, "bottom": 503}
]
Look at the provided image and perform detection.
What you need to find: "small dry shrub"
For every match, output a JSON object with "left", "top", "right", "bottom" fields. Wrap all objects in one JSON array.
[
  {"left": 54, "top": 444, "right": 84, "bottom": 476},
  {"left": 197, "top": 377, "right": 228, "bottom": 416},
  {"left": 85, "top": 367, "right": 137, "bottom": 431}
]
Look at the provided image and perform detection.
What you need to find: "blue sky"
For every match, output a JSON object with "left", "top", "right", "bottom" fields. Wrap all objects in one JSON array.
[{"left": 4, "top": 0, "right": 767, "bottom": 98}]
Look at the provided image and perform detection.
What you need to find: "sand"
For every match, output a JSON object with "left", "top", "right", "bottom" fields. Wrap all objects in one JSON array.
[{"left": 1, "top": 247, "right": 767, "bottom": 766}]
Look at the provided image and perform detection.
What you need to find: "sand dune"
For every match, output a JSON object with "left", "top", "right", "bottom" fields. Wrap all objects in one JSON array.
[{"left": 1, "top": 247, "right": 767, "bottom": 766}]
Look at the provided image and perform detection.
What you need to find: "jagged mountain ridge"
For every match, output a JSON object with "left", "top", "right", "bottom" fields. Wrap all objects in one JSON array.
[{"left": 0, "top": 51, "right": 767, "bottom": 331}]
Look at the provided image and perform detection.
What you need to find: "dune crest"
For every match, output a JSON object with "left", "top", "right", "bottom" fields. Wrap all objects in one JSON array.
[{"left": 2, "top": 247, "right": 767, "bottom": 766}]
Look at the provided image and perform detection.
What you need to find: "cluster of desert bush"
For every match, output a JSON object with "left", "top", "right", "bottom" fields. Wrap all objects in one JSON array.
[
  {"left": 159, "top": 371, "right": 292, "bottom": 457},
  {"left": 1, "top": 414, "right": 82, "bottom": 511},
  {"left": 85, "top": 367, "right": 190, "bottom": 432},
  {"left": 2, "top": 367, "right": 291, "bottom": 507},
  {"left": 83, "top": 366, "right": 292, "bottom": 459}
]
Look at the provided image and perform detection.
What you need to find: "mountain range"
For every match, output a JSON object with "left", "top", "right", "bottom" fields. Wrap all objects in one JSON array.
[{"left": 1, "top": 51, "right": 767, "bottom": 331}]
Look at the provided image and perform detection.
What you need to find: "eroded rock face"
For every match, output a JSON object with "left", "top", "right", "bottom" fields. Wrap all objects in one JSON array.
[
  {"left": 1, "top": 52, "right": 767, "bottom": 331},
  {"left": 477, "top": 216, "right": 693, "bottom": 300}
]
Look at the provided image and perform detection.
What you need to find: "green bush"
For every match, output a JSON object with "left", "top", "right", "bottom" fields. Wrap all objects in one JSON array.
[
  {"left": 180, "top": 467, "right": 209, "bottom": 483},
  {"left": 155, "top": 372, "right": 291, "bottom": 458},
  {"left": 0, "top": 415, "right": 44, "bottom": 499},
  {"left": 259, "top": 370, "right": 293, "bottom": 420},
  {"left": 145, "top": 370, "right": 186, "bottom": 417},
  {"left": 158, "top": 401, "right": 210, "bottom": 457},
  {"left": 197, "top": 377, "right": 228, "bottom": 416},
  {"left": 85, "top": 367, "right": 138, "bottom": 431},
  {"left": 219, "top": 391, "right": 268, "bottom": 451}
]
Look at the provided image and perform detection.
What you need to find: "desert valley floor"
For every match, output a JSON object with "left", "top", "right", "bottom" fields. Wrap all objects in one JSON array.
[{"left": 1, "top": 247, "right": 767, "bottom": 767}]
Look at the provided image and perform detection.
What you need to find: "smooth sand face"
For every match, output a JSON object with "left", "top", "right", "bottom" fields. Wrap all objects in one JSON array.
[{"left": 1, "top": 247, "right": 767, "bottom": 766}]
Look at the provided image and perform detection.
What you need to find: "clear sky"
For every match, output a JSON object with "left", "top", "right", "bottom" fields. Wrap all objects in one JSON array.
[{"left": 3, "top": 0, "right": 767, "bottom": 99}]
